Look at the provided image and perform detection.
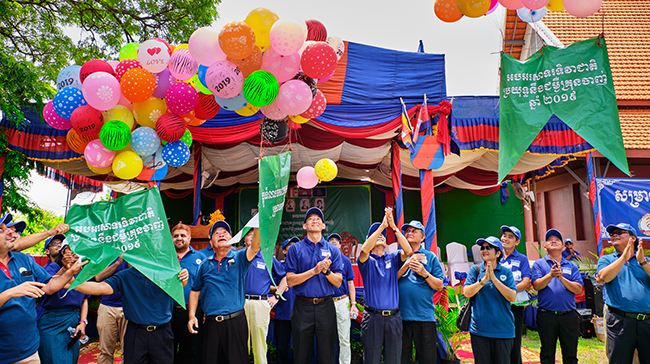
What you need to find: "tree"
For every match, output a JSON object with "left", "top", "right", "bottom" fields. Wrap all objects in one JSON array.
[{"left": 15, "top": 209, "right": 65, "bottom": 255}]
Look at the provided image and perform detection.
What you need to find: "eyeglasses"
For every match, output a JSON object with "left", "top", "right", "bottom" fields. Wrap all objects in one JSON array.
[
  {"left": 610, "top": 230, "right": 629, "bottom": 236},
  {"left": 49, "top": 242, "right": 62, "bottom": 248},
  {"left": 480, "top": 245, "right": 495, "bottom": 251}
]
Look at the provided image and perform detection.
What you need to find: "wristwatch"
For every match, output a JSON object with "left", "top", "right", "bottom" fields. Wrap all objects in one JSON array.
[
  {"left": 275, "top": 293, "right": 280, "bottom": 299},
  {"left": 324, "top": 268, "right": 332, "bottom": 276},
  {"left": 640, "top": 260, "right": 648, "bottom": 266},
  {"left": 393, "top": 229, "right": 399, "bottom": 234}
]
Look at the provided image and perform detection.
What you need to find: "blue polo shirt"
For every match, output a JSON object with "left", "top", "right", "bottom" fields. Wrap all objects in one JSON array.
[
  {"left": 359, "top": 251, "right": 402, "bottom": 310},
  {"left": 285, "top": 237, "right": 343, "bottom": 298},
  {"left": 597, "top": 253, "right": 650, "bottom": 314},
  {"left": 0, "top": 251, "right": 51, "bottom": 364},
  {"left": 179, "top": 247, "right": 206, "bottom": 305},
  {"left": 192, "top": 248, "right": 252, "bottom": 315},
  {"left": 532, "top": 256, "right": 583, "bottom": 312},
  {"left": 100, "top": 259, "right": 129, "bottom": 307},
  {"left": 398, "top": 248, "right": 444, "bottom": 321},
  {"left": 333, "top": 255, "right": 354, "bottom": 298},
  {"left": 104, "top": 268, "right": 174, "bottom": 326},
  {"left": 245, "top": 251, "right": 283, "bottom": 296},
  {"left": 272, "top": 257, "right": 295, "bottom": 321},
  {"left": 562, "top": 249, "right": 581, "bottom": 261},
  {"left": 501, "top": 250, "right": 532, "bottom": 304},
  {"left": 465, "top": 262, "right": 517, "bottom": 339},
  {"left": 41, "top": 263, "right": 89, "bottom": 310}
]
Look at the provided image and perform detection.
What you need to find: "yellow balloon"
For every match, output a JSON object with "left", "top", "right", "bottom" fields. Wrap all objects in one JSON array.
[
  {"left": 244, "top": 7, "right": 279, "bottom": 50},
  {"left": 315, "top": 158, "right": 338, "bottom": 182},
  {"left": 546, "top": 0, "right": 565, "bottom": 12},
  {"left": 132, "top": 97, "right": 167, "bottom": 128},
  {"left": 456, "top": 0, "right": 491, "bottom": 18},
  {"left": 87, "top": 161, "right": 112, "bottom": 175},
  {"left": 112, "top": 151, "right": 143, "bottom": 180},
  {"left": 289, "top": 115, "right": 310, "bottom": 124},
  {"left": 174, "top": 43, "right": 189, "bottom": 52},
  {"left": 235, "top": 104, "right": 260, "bottom": 117},
  {"left": 102, "top": 105, "right": 135, "bottom": 130}
]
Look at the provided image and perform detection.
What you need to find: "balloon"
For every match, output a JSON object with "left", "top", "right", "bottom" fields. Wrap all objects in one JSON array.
[
  {"left": 564, "top": 0, "right": 601, "bottom": 17},
  {"left": 227, "top": 46, "right": 263, "bottom": 78},
  {"left": 260, "top": 118, "right": 289, "bottom": 143},
  {"left": 301, "top": 42, "right": 337, "bottom": 79},
  {"left": 168, "top": 48, "right": 199, "bottom": 81},
  {"left": 517, "top": 6, "right": 547, "bottom": 22},
  {"left": 115, "top": 59, "right": 142, "bottom": 81},
  {"left": 305, "top": 19, "right": 327, "bottom": 42},
  {"left": 119, "top": 43, "right": 140, "bottom": 61},
  {"left": 276, "top": 80, "right": 312, "bottom": 115},
  {"left": 205, "top": 60, "right": 244, "bottom": 98},
  {"left": 188, "top": 27, "right": 227, "bottom": 66},
  {"left": 133, "top": 97, "right": 167, "bottom": 128},
  {"left": 43, "top": 101, "right": 71, "bottom": 130},
  {"left": 56, "top": 65, "right": 82, "bottom": 91},
  {"left": 102, "top": 105, "right": 135, "bottom": 130},
  {"left": 84, "top": 139, "right": 116, "bottom": 168},
  {"left": 138, "top": 39, "right": 171, "bottom": 73},
  {"left": 117, "top": 94, "right": 134, "bottom": 112},
  {"left": 165, "top": 83, "right": 198, "bottom": 115},
  {"left": 315, "top": 158, "right": 337, "bottom": 182},
  {"left": 242, "top": 70, "right": 279, "bottom": 107},
  {"left": 137, "top": 163, "right": 168, "bottom": 181},
  {"left": 269, "top": 19, "right": 307, "bottom": 56},
  {"left": 235, "top": 104, "right": 260, "bottom": 117},
  {"left": 318, "top": 71, "right": 335, "bottom": 83},
  {"left": 194, "top": 93, "right": 221, "bottom": 120},
  {"left": 326, "top": 36, "right": 346, "bottom": 61},
  {"left": 152, "top": 69, "right": 177, "bottom": 99},
  {"left": 162, "top": 141, "right": 191, "bottom": 167},
  {"left": 292, "top": 72, "right": 318, "bottom": 98},
  {"left": 130, "top": 127, "right": 161, "bottom": 156},
  {"left": 289, "top": 114, "right": 309, "bottom": 124},
  {"left": 82, "top": 72, "right": 121, "bottom": 111},
  {"left": 80, "top": 60, "right": 115, "bottom": 83},
  {"left": 180, "top": 128, "right": 193, "bottom": 147},
  {"left": 87, "top": 162, "right": 113, "bottom": 175},
  {"left": 67, "top": 129, "right": 98, "bottom": 154},
  {"left": 297, "top": 166, "right": 318, "bottom": 189},
  {"left": 215, "top": 93, "right": 249, "bottom": 111},
  {"left": 152, "top": 38, "right": 173, "bottom": 55},
  {"left": 261, "top": 47, "right": 300, "bottom": 83},
  {"left": 53, "top": 86, "right": 87, "bottom": 119},
  {"left": 112, "top": 151, "right": 143, "bottom": 179},
  {"left": 100, "top": 120, "right": 132, "bottom": 151},
  {"left": 521, "top": 0, "right": 549, "bottom": 9},
  {"left": 486, "top": 0, "right": 500, "bottom": 14},
  {"left": 244, "top": 8, "right": 279, "bottom": 51},
  {"left": 499, "top": 0, "right": 524, "bottom": 9},
  {"left": 219, "top": 21, "right": 256, "bottom": 60},
  {"left": 435, "top": 0, "right": 464, "bottom": 22},
  {"left": 155, "top": 113, "right": 186, "bottom": 142},
  {"left": 143, "top": 146, "right": 167, "bottom": 170},
  {"left": 300, "top": 89, "right": 327, "bottom": 119},
  {"left": 546, "top": 0, "right": 565, "bottom": 11},
  {"left": 71, "top": 105, "right": 103, "bottom": 136},
  {"left": 120, "top": 68, "right": 156, "bottom": 103},
  {"left": 260, "top": 101, "right": 288, "bottom": 120},
  {"left": 456, "top": 0, "right": 491, "bottom": 17}
]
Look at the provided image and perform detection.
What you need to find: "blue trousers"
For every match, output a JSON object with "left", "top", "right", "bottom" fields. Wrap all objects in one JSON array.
[
  {"left": 38, "top": 308, "right": 81, "bottom": 364},
  {"left": 361, "top": 310, "right": 402, "bottom": 364}
]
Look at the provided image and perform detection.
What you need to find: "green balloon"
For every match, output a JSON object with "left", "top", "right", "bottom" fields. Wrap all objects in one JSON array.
[
  {"left": 180, "top": 128, "right": 193, "bottom": 147},
  {"left": 243, "top": 70, "right": 279, "bottom": 107},
  {"left": 100, "top": 120, "right": 132, "bottom": 151},
  {"left": 191, "top": 73, "right": 212, "bottom": 95},
  {"left": 119, "top": 42, "right": 140, "bottom": 61}
]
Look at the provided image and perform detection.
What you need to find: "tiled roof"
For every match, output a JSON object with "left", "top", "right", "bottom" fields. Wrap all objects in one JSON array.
[
  {"left": 619, "top": 107, "right": 650, "bottom": 149},
  {"left": 503, "top": 10, "right": 529, "bottom": 60},
  {"left": 542, "top": 1, "right": 650, "bottom": 101}
]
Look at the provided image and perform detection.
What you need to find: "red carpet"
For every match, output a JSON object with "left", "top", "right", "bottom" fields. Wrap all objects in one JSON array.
[
  {"left": 78, "top": 341, "right": 122, "bottom": 364},
  {"left": 456, "top": 339, "right": 547, "bottom": 364}
]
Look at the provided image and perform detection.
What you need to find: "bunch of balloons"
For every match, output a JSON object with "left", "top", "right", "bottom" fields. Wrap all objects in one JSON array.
[
  {"left": 433, "top": 0, "right": 602, "bottom": 23},
  {"left": 296, "top": 158, "right": 338, "bottom": 189},
  {"left": 45, "top": 7, "right": 345, "bottom": 181}
]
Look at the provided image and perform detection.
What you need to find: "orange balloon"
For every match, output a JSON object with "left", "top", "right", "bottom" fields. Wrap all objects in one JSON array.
[
  {"left": 180, "top": 110, "right": 207, "bottom": 126},
  {"left": 67, "top": 129, "right": 98, "bottom": 154},
  {"left": 435, "top": 0, "right": 464, "bottom": 22},
  {"left": 120, "top": 68, "right": 156, "bottom": 103},
  {"left": 219, "top": 21, "right": 256, "bottom": 60},
  {"left": 227, "top": 46, "right": 263, "bottom": 78}
]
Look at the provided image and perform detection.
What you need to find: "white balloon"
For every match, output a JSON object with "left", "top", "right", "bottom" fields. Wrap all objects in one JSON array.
[
  {"left": 517, "top": 6, "right": 547, "bottom": 23},
  {"left": 138, "top": 39, "right": 170, "bottom": 73}
]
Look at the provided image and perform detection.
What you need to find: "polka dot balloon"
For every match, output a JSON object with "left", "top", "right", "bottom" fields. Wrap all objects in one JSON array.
[
  {"left": 43, "top": 100, "right": 72, "bottom": 130},
  {"left": 162, "top": 140, "right": 191, "bottom": 167},
  {"left": 300, "top": 42, "right": 337, "bottom": 79},
  {"left": 115, "top": 59, "right": 142, "bottom": 81},
  {"left": 269, "top": 19, "right": 307, "bottom": 56},
  {"left": 130, "top": 127, "right": 161, "bottom": 156},
  {"left": 53, "top": 86, "right": 87, "bottom": 120},
  {"left": 434, "top": 0, "right": 464, "bottom": 22},
  {"left": 300, "top": 89, "right": 327, "bottom": 119},
  {"left": 120, "top": 68, "right": 156, "bottom": 103},
  {"left": 165, "top": 83, "right": 198, "bottom": 115}
]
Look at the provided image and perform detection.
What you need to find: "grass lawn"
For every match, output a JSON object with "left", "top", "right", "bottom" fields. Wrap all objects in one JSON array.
[{"left": 522, "top": 330, "right": 607, "bottom": 364}]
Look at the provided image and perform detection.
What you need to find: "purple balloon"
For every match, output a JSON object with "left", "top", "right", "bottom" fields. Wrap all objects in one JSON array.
[{"left": 153, "top": 69, "right": 177, "bottom": 99}]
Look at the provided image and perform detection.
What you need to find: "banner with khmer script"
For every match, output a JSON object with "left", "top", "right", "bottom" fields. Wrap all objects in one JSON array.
[
  {"left": 596, "top": 178, "right": 650, "bottom": 240},
  {"left": 499, "top": 36, "right": 628, "bottom": 182},
  {"left": 66, "top": 187, "right": 185, "bottom": 308}
]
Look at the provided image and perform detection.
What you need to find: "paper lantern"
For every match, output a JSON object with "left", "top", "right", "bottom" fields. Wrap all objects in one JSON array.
[
  {"left": 499, "top": 0, "right": 524, "bottom": 9},
  {"left": 43, "top": 101, "right": 72, "bottom": 130},
  {"left": 300, "top": 89, "right": 327, "bottom": 119},
  {"left": 53, "top": 86, "right": 87, "bottom": 120},
  {"left": 143, "top": 146, "right": 167, "bottom": 170},
  {"left": 138, "top": 38, "right": 171, "bottom": 73},
  {"left": 227, "top": 46, "right": 263, "bottom": 78},
  {"left": 244, "top": 8, "right": 279, "bottom": 51},
  {"left": 71, "top": 105, "right": 103, "bottom": 136},
  {"left": 152, "top": 69, "right": 177, "bottom": 99},
  {"left": 219, "top": 21, "right": 256, "bottom": 60},
  {"left": 168, "top": 48, "right": 199, "bottom": 81},
  {"left": 300, "top": 42, "right": 337, "bottom": 79},
  {"left": 121, "top": 68, "right": 156, "bottom": 103},
  {"left": 84, "top": 139, "right": 116, "bottom": 168},
  {"left": 521, "top": 0, "right": 549, "bottom": 9},
  {"left": 188, "top": 27, "right": 227, "bottom": 66},
  {"left": 243, "top": 70, "right": 279, "bottom": 107},
  {"left": 205, "top": 60, "right": 244, "bottom": 98},
  {"left": 305, "top": 19, "right": 327, "bottom": 42},
  {"left": 102, "top": 105, "right": 135, "bottom": 130},
  {"left": 130, "top": 126, "right": 161, "bottom": 156},
  {"left": 276, "top": 80, "right": 312, "bottom": 115},
  {"left": 112, "top": 151, "right": 143, "bottom": 179},
  {"left": 180, "top": 128, "right": 193, "bottom": 147},
  {"left": 100, "top": 120, "right": 132, "bottom": 151},
  {"left": 133, "top": 97, "right": 166, "bottom": 128},
  {"left": 261, "top": 47, "right": 300, "bottom": 83},
  {"left": 80, "top": 59, "right": 115, "bottom": 83},
  {"left": 119, "top": 43, "right": 140, "bottom": 61},
  {"left": 315, "top": 158, "right": 337, "bottom": 182},
  {"left": 456, "top": 0, "right": 492, "bottom": 18},
  {"left": 260, "top": 117, "right": 289, "bottom": 143},
  {"left": 56, "top": 65, "right": 82, "bottom": 91},
  {"left": 546, "top": 0, "right": 565, "bottom": 11},
  {"left": 269, "top": 19, "right": 307, "bottom": 56},
  {"left": 517, "top": 6, "right": 547, "bottom": 22},
  {"left": 155, "top": 113, "right": 186, "bottom": 142},
  {"left": 564, "top": 0, "right": 601, "bottom": 17},
  {"left": 194, "top": 93, "right": 221, "bottom": 120},
  {"left": 435, "top": 0, "right": 464, "bottom": 22},
  {"left": 261, "top": 101, "right": 288, "bottom": 120},
  {"left": 66, "top": 128, "right": 97, "bottom": 154},
  {"left": 165, "top": 83, "right": 198, "bottom": 115},
  {"left": 326, "top": 36, "right": 346, "bottom": 61},
  {"left": 235, "top": 104, "right": 260, "bottom": 117},
  {"left": 297, "top": 166, "right": 318, "bottom": 189},
  {"left": 82, "top": 72, "right": 121, "bottom": 111},
  {"left": 162, "top": 141, "right": 191, "bottom": 167}
]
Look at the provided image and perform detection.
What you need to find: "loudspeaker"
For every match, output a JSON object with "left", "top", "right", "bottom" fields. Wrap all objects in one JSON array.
[
  {"left": 584, "top": 276, "right": 605, "bottom": 317},
  {"left": 577, "top": 308, "right": 595, "bottom": 338}
]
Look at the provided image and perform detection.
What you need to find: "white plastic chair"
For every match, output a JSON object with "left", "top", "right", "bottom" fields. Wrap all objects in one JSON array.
[
  {"left": 472, "top": 244, "right": 483, "bottom": 265},
  {"left": 446, "top": 242, "right": 472, "bottom": 285}
]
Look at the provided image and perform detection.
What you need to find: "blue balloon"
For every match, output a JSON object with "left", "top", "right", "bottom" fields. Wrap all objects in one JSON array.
[
  {"left": 198, "top": 64, "right": 209, "bottom": 89},
  {"left": 214, "top": 93, "right": 248, "bottom": 111},
  {"left": 162, "top": 141, "right": 190, "bottom": 167},
  {"left": 53, "top": 86, "right": 87, "bottom": 119},
  {"left": 56, "top": 65, "right": 82, "bottom": 91},
  {"left": 142, "top": 146, "right": 166, "bottom": 170},
  {"left": 131, "top": 127, "right": 161, "bottom": 156},
  {"left": 151, "top": 164, "right": 168, "bottom": 181}
]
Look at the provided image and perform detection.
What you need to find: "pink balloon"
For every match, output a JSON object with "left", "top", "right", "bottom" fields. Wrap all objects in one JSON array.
[
  {"left": 84, "top": 139, "right": 116, "bottom": 168},
  {"left": 205, "top": 60, "right": 244, "bottom": 98},
  {"left": 188, "top": 27, "right": 227, "bottom": 66},
  {"left": 261, "top": 48, "right": 300, "bottom": 83},
  {"left": 118, "top": 94, "right": 134, "bottom": 112},
  {"left": 260, "top": 100, "right": 288, "bottom": 120},
  {"left": 300, "top": 89, "right": 327, "bottom": 119},
  {"left": 270, "top": 19, "right": 307, "bottom": 56},
  {"left": 115, "top": 59, "right": 142, "bottom": 81},
  {"left": 153, "top": 69, "right": 177, "bottom": 99},
  {"left": 168, "top": 49, "right": 198, "bottom": 81},
  {"left": 564, "top": 0, "right": 602, "bottom": 17},
  {"left": 300, "top": 42, "right": 337, "bottom": 79},
  {"left": 297, "top": 166, "right": 318, "bottom": 189},
  {"left": 499, "top": 0, "right": 524, "bottom": 9},
  {"left": 165, "top": 83, "right": 198, "bottom": 115},
  {"left": 43, "top": 101, "right": 71, "bottom": 130},
  {"left": 486, "top": 0, "right": 500, "bottom": 14},
  {"left": 318, "top": 71, "right": 335, "bottom": 83},
  {"left": 521, "top": 0, "right": 549, "bottom": 9},
  {"left": 276, "top": 80, "right": 312, "bottom": 115},
  {"left": 82, "top": 72, "right": 121, "bottom": 111},
  {"left": 107, "top": 60, "right": 120, "bottom": 71}
]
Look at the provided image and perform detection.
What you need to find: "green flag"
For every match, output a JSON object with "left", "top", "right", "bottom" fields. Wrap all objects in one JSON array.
[
  {"left": 499, "top": 36, "right": 628, "bottom": 182},
  {"left": 65, "top": 188, "right": 185, "bottom": 308},
  {"left": 258, "top": 151, "right": 292, "bottom": 284}
]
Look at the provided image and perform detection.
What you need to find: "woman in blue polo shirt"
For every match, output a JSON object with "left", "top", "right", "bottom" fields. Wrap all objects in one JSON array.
[{"left": 463, "top": 236, "right": 517, "bottom": 364}]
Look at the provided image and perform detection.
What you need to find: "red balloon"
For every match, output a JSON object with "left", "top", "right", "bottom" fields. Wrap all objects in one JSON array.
[
  {"left": 80, "top": 59, "right": 115, "bottom": 83},
  {"left": 300, "top": 42, "right": 337, "bottom": 79},
  {"left": 155, "top": 113, "right": 186, "bottom": 142},
  {"left": 194, "top": 93, "right": 221, "bottom": 120},
  {"left": 300, "top": 89, "right": 327, "bottom": 119},
  {"left": 305, "top": 19, "right": 327, "bottom": 42},
  {"left": 71, "top": 105, "right": 104, "bottom": 136},
  {"left": 115, "top": 59, "right": 142, "bottom": 81}
]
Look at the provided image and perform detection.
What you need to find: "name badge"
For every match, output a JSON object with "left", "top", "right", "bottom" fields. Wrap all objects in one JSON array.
[
  {"left": 562, "top": 267, "right": 572, "bottom": 275},
  {"left": 257, "top": 261, "right": 266, "bottom": 269},
  {"left": 385, "top": 260, "right": 392, "bottom": 269},
  {"left": 321, "top": 249, "right": 330, "bottom": 257},
  {"left": 512, "top": 271, "right": 522, "bottom": 282},
  {"left": 227, "top": 259, "right": 236, "bottom": 266},
  {"left": 512, "top": 260, "right": 521, "bottom": 268},
  {"left": 502, "top": 262, "right": 512, "bottom": 269}
]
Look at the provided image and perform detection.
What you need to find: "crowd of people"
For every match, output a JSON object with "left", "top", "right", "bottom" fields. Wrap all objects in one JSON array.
[{"left": 1, "top": 207, "right": 649, "bottom": 364}]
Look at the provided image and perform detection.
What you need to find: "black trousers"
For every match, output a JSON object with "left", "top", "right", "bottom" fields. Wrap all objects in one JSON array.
[
  {"left": 202, "top": 312, "right": 248, "bottom": 364},
  {"left": 275, "top": 319, "right": 293, "bottom": 364},
  {"left": 361, "top": 310, "right": 402, "bottom": 364},
  {"left": 470, "top": 333, "right": 513, "bottom": 364},
  {"left": 401, "top": 320, "right": 437, "bottom": 364},
  {"left": 536, "top": 309, "right": 579, "bottom": 364},
  {"left": 606, "top": 309, "right": 650, "bottom": 364},
  {"left": 510, "top": 305, "right": 525, "bottom": 364},
  {"left": 291, "top": 298, "right": 337, "bottom": 364},
  {"left": 123, "top": 321, "right": 174, "bottom": 364},
  {"left": 171, "top": 306, "right": 202, "bottom": 364}
]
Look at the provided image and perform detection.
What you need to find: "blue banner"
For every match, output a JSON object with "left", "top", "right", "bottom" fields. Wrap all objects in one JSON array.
[{"left": 596, "top": 178, "right": 650, "bottom": 240}]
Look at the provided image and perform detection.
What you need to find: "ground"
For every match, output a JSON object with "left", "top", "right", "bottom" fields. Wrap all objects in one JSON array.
[{"left": 520, "top": 331, "right": 607, "bottom": 364}]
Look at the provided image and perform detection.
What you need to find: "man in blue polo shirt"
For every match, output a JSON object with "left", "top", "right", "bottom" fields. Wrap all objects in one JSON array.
[
  {"left": 532, "top": 228, "right": 583, "bottom": 364},
  {"left": 94, "top": 255, "right": 129, "bottom": 364},
  {"left": 500, "top": 225, "right": 531, "bottom": 364},
  {"left": 562, "top": 239, "right": 581, "bottom": 261},
  {"left": 273, "top": 236, "right": 299, "bottom": 364},
  {"left": 188, "top": 220, "right": 260, "bottom": 364},
  {"left": 286, "top": 207, "right": 344, "bottom": 364},
  {"left": 397, "top": 220, "right": 444, "bottom": 364},
  {"left": 596, "top": 223, "right": 650, "bottom": 363},
  {"left": 359, "top": 208, "right": 412, "bottom": 364}
]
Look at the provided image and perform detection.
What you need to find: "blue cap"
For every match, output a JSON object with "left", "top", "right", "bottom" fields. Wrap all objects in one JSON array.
[
  {"left": 7, "top": 221, "right": 26, "bottom": 234},
  {"left": 476, "top": 236, "right": 503, "bottom": 255},
  {"left": 366, "top": 223, "right": 387, "bottom": 240},
  {"left": 44, "top": 234, "right": 66, "bottom": 250},
  {"left": 304, "top": 207, "right": 324, "bottom": 223},
  {"left": 606, "top": 223, "right": 637, "bottom": 237},
  {"left": 565, "top": 238, "right": 573, "bottom": 244},
  {"left": 401, "top": 220, "right": 425, "bottom": 234},
  {"left": 282, "top": 236, "right": 300, "bottom": 249},
  {"left": 500, "top": 225, "right": 521, "bottom": 240},
  {"left": 545, "top": 228, "right": 563, "bottom": 242},
  {"left": 0, "top": 213, "right": 12, "bottom": 225},
  {"left": 326, "top": 233, "right": 342, "bottom": 242},
  {"left": 209, "top": 220, "right": 231, "bottom": 238}
]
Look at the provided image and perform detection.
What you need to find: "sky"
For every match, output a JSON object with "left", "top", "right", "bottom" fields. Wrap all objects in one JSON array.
[{"left": 26, "top": 0, "right": 508, "bottom": 216}]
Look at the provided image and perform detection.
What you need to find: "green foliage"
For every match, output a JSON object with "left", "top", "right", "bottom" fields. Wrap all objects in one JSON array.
[
  {"left": 14, "top": 209, "right": 64, "bottom": 255},
  {"left": 435, "top": 285, "right": 468, "bottom": 359},
  {"left": 0, "top": 132, "right": 43, "bottom": 217}
]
